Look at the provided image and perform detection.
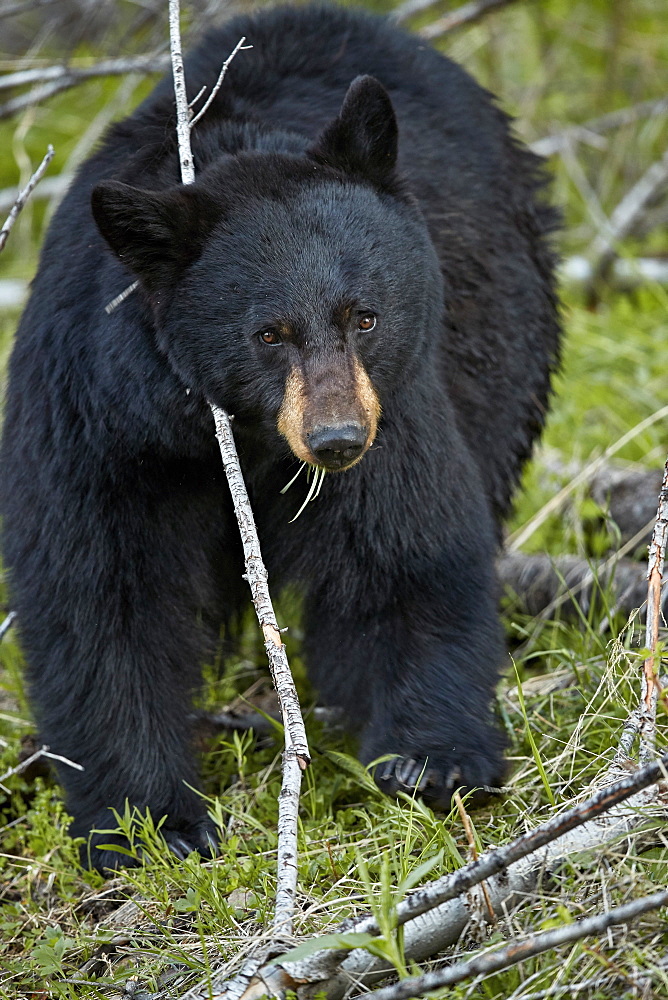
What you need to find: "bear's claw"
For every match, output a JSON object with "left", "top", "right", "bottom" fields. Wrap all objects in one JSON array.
[{"left": 374, "top": 754, "right": 502, "bottom": 811}]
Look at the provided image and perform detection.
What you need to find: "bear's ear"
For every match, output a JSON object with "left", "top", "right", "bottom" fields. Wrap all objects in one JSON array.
[
  {"left": 91, "top": 180, "right": 218, "bottom": 290},
  {"left": 308, "top": 75, "right": 398, "bottom": 189}
]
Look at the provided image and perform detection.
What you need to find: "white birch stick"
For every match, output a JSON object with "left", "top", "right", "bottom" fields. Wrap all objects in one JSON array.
[
  {"left": 209, "top": 406, "right": 310, "bottom": 767},
  {"left": 168, "top": 0, "right": 195, "bottom": 186},
  {"left": 274, "top": 727, "right": 304, "bottom": 936},
  {"left": 166, "top": 0, "right": 308, "bottom": 949}
]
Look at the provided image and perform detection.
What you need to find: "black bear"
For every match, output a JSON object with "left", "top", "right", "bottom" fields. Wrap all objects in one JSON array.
[{"left": 1, "top": 4, "right": 559, "bottom": 870}]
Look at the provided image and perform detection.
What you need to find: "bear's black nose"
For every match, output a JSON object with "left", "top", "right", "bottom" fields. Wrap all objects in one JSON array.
[{"left": 307, "top": 423, "right": 368, "bottom": 469}]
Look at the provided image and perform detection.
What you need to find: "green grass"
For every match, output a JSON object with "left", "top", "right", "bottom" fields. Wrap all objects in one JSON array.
[{"left": 1, "top": 0, "right": 668, "bottom": 996}]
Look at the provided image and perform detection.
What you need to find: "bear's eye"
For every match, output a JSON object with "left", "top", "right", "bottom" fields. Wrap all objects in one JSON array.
[
  {"left": 357, "top": 313, "right": 377, "bottom": 333},
  {"left": 259, "top": 328, "right": 282, "bottom": 345}
]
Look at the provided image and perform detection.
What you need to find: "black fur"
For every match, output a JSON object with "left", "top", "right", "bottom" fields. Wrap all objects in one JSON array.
[{"left": 0, "top": 4, "right": 560, "bottom": 870}]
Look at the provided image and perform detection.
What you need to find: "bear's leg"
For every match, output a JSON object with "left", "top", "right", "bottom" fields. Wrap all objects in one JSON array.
[
  {"left": 304, "top": 560, "right": 507, "bottom": 809},
  {"left": 11, "top": 461, "right": 233, "bottom": 870}
]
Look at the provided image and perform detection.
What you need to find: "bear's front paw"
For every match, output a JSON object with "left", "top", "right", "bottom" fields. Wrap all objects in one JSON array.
[
  {"left": 372, "top": 750, "right": 506, "bottom": 811},
  {"left": 162, "top": 819, "right": 220, "bottom": 862},
  {"left": 80, "top": 815, "right": 220, "bottom": 872}
]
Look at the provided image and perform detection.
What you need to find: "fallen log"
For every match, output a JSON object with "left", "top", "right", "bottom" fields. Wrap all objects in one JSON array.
[{"left": 498, "top": 551, "right": 665, "bottom": 620}]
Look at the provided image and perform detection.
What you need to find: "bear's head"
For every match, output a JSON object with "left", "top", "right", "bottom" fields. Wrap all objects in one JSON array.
[{"left": 92, "top": 76, "right": 443, "bottom": 471}]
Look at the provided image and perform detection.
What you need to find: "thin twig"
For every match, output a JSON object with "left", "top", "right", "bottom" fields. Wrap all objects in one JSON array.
[
  {"left": 640, "top": 459, "right": 668, "bottom": 762},
  {"left": 0, "top": 173, "right": 70, "bottom": 213},
  {"left": 0, "top": 611, "right": 16, "bottom": 643},
  {"left": 104, "top": 33, "right": 248, "bottom": 315},
  {"left": 104, "top": 280, "right": 140, "bottom": 315},
  {"left": 558, "top": 136, "right": 609, "bottom": 238},
  {"left": 364, "top": 889, "right": 668, "bottom": 1000},
  {"left": 0, "top": 744, "right": 84, "bottom": 789},
  {"left": 104, "top": 4, "right": 192, "bottom": 316},
  {"left": 190, "top": 37, "right": 251, "bottom": 128},
  {"left": 0, "top": 145, "right": 54, "bottom": 253}
]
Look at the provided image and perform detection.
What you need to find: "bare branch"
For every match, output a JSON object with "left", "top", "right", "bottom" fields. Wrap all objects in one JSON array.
[
  {"left": 165, "top": 2, "right": 307, "bottom": 771},
  {"left": 563, "top": 255, "right": 668, "bottom": 289},
  {"left": 105, "top": 4, "right": 192, "bottom": 317},
  {"left": 365, "top": 889, "right": 668, "bottom": 1000},
  {"left": 586, "top": 150, "right": 668, "bottom": 300},
  {"left": 390, "top": 0, "right": 445, "bottom": 23},
  {"left": 0, "top": 56, "right": 167, "bottom": 91},
  {"left": 0, "top": 173, "right": 70, "bottom": 213},
  {"left": 210, "top": 405, "right": 309, "bottom": 951},
  {"left": 0, "top": 145, "right": 54, "bottom": 253},
  {"left": 531, "top": 96, "right": 668, "bottom": 157},
  {"left": 0, "top": 55, "right": 168, "bottom": 120},
  {"left": 640, "top": 460, "right": 668, "bottom": 761},
  {"left": 104, "top": 34, "right": 249, "bottom": 317},
  {"left": 190, "top": 37, "right": 251, "bottom": 128},
  {"left": 167, "top": 2, "right": 307, "bottom": 939},
  {"left": 0, "top": 744, "right": 84, "bottom": 791}
]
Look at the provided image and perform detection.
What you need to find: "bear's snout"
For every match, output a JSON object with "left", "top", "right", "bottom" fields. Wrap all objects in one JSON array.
[
  {"left": 306, "top": 423, "right": 368, "bottom": 470},
  {"left": 277, "top": 358, "right": 381, "bottom": 469}
]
